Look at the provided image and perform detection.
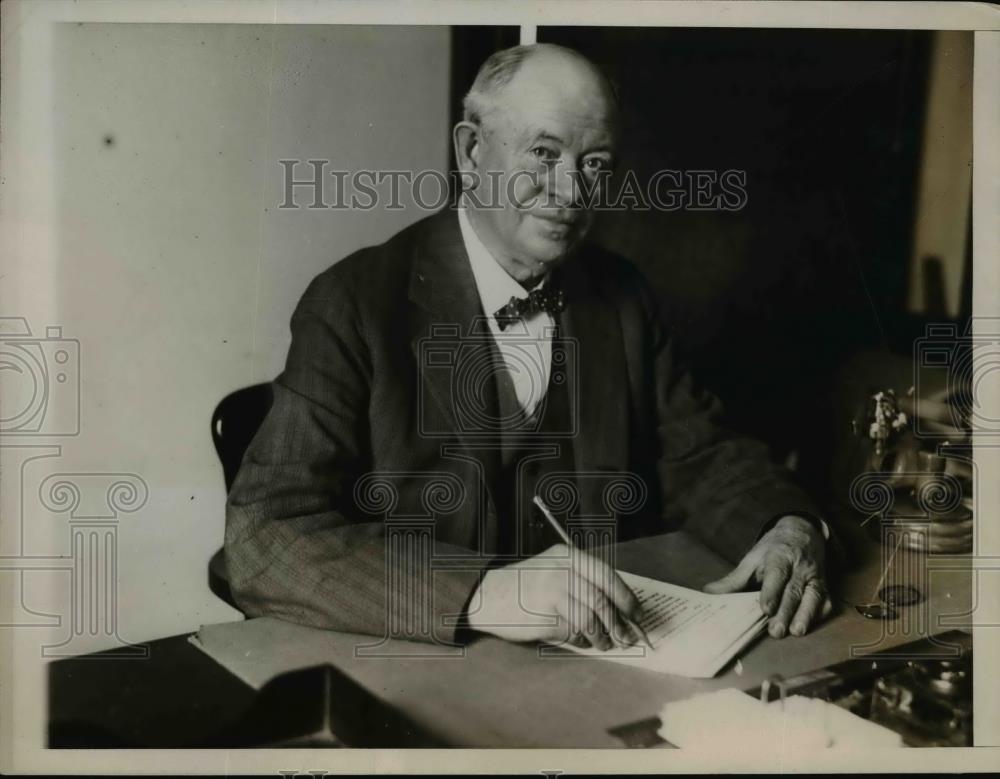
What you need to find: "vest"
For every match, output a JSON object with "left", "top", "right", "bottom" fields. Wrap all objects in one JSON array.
[{"left": 491, "top": 332, "right": 576, "bottom": 559}]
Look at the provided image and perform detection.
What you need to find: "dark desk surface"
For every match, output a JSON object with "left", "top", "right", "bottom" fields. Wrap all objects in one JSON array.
[{"left": 48, "top": 519, "right": 972, "bottom": 748}]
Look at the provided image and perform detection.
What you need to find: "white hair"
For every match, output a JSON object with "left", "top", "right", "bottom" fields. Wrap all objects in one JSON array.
[{"left": 461, "top": 43, "right": 618, "bottom": 126}]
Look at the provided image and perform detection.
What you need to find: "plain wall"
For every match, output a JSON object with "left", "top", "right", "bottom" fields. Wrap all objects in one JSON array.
[
  {"left": 906, "top": 30, "right": 974, "bottom": 318},
  {"left": 36, "top": 23, "right": 451, "bottom": 651}
]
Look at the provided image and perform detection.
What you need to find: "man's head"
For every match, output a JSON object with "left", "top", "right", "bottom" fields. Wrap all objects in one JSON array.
[{"left": 453, "top": 44, "right": 619, "bottom": 284}]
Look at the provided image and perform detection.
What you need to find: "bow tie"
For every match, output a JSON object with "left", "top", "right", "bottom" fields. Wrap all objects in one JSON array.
[{"left": 493, "top": 286, "right": 566, "bottom": 332}]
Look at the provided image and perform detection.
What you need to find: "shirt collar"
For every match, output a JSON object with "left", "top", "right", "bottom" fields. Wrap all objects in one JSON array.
[{"left": 457, "top": 205, "right": 546, "bottom": 319}]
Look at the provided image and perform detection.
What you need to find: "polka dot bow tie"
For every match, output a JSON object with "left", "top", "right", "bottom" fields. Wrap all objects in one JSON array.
[{"left": 493, "top": 287, "right": 566, "bottom": 332}]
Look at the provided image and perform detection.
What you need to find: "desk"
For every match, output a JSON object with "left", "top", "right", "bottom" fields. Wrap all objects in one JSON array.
[{"left": 48, "top": 520, "right": 972, "bottom": 748}]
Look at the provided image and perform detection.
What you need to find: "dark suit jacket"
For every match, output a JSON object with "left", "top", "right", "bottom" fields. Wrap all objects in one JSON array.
[{"left": 224, "top": 208, "right": 820, "bottom": 644}]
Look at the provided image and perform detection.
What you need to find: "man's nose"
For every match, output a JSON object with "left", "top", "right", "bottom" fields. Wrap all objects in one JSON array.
[{"left": 550, "top": 164, "right": 584, "bottom": 209}]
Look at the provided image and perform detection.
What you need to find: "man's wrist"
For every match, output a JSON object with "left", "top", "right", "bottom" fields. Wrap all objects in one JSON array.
[
  {"left": 775, "top": 513, "right": 830, "bottom": 541},
  {"left": 456, "top": 569, "right": 493, "bottom": 642}
]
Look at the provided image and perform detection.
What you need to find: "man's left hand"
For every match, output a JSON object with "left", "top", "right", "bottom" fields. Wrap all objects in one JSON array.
[{"left": 703, "top": 515, "right": 832, "bottom": 638}]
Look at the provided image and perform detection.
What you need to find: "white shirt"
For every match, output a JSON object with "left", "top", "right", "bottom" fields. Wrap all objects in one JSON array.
[{"left": 457, "top": 206, "right": 555, "bottom": 418}]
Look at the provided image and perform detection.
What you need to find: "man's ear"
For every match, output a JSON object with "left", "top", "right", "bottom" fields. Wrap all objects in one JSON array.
[{"left": 452, "top": 121, "right": 481, "bottom": 173}]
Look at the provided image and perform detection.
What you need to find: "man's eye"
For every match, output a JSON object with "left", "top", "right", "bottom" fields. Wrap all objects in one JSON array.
[
  {"left": 530, "top": 146, "right": 559, "bottom": 162},
  {"left": 583, "top": 157, "right": 611, "bottom": 173}
]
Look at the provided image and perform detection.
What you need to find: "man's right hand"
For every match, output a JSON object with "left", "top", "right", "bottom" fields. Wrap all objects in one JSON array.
[{"left": 465, "top": 543, "right": 644, "bottom": 650}]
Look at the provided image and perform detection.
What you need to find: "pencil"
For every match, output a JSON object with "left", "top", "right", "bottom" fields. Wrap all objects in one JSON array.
[{"left": 532, "top": 494, "right": 655, "bottom": 651}]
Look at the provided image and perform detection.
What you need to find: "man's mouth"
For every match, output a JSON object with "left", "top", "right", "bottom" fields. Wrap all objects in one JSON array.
[{"left": 532, "top": 213, "right": 581, "bottom": 229}]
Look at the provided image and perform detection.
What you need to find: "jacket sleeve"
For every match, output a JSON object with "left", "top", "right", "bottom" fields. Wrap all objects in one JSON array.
[
  {"left": 223, "top": 273, "right": 488, "bottom": 644},
  {"left": 635, "top": 277, "right": 824, "bottom": 565}
]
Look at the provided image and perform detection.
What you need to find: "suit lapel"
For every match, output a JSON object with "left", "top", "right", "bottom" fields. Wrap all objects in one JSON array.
[
  {"left": 408, "top": 210, "right": 503, "bottom": 503},
  {"left": 558, "top": 252, "right": 630, "bottom": 484}
]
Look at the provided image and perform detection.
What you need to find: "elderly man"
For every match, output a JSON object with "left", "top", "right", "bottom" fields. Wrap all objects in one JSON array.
[{"left": 225, "top": 43, "right": 831, "bottom": 652}]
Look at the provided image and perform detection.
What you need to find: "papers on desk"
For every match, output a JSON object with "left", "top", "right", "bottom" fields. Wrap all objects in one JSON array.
[
  {"left": 658, "top": 688, "right": 903, "bottom": 749},
  {"left": 558, "top": 571, "right": 767, "bottom": 678}
]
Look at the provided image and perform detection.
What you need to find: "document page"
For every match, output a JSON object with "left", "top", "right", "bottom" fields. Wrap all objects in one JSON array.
[{"left": 557, "top": 571, "right": 767, "bottom": 678}]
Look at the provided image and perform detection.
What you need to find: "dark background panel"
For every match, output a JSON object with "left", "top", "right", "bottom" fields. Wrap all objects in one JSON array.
[{"left": 450, "top": 26, "right": 522, "bottom": 126}]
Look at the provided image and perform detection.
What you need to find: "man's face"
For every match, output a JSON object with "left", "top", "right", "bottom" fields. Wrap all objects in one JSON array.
[{"left": 462, "top": 60, "right": 618, "bottom": 277}]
